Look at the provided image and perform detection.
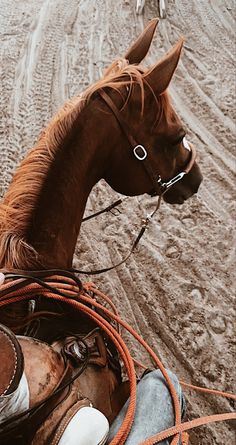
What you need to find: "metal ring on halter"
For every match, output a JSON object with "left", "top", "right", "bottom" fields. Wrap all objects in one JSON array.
[{"left": 133, "top": 145, "right": 147, "bottom": 161}]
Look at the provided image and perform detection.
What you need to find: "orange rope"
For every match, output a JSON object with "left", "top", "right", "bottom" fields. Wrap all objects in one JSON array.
[
  {"left": 0, "top": 291, "right": 136, "bottom": 444},
  {"left": 0, "top": 278, "right": 182, "bottom": 444},
  {"left": 0, "top": 276, "right": 235, "bottom": 445},
  {"left": 140, "top": 412, "right": 236, "bottom": 445},
  {"left": 180, "top": 381, "right": 236, "bottom": 401}
]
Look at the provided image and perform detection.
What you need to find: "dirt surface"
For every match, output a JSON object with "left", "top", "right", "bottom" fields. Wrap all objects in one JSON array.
[{"left": 0, "top": 1, "right": 235, "bottom": 443}]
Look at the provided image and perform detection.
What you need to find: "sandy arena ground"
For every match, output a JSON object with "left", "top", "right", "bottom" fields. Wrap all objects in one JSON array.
[{"left": 0, "top": 1, "right": 235, "bottom": 443}]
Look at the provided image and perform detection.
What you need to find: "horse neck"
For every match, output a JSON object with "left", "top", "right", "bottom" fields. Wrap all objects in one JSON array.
[{"left": 26, "top": 105, "right": 108, "bottom": 269}]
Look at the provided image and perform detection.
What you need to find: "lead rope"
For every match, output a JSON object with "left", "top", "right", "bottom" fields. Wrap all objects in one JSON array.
[{"left": 0, "top": 274, "right": 235, "bottom": 445}]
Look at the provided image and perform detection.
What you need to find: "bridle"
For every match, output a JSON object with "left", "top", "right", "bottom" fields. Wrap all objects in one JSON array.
[
  {"left": 70, "top": 89, "right": 198, "bottom": 274},
  {"left": 99, "top": 89, "right": 197, "bottom": 197}
]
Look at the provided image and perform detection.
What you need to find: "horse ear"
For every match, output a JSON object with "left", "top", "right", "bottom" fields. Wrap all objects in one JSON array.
[
  {"left": 144, "top": 38, "right": 184, "bottom": 95},
  {"left": 124, "top": 18, "right": 159, "bottom": 64}
]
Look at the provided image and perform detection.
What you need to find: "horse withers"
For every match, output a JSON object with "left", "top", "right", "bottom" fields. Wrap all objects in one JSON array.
[{"left": 0, "top": 18, "right": 202, "bottom": 445}]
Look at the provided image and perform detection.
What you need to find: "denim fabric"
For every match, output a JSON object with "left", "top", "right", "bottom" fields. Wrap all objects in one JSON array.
[{"left": 108, "top": 369, "right": 185, "bottom": 445}]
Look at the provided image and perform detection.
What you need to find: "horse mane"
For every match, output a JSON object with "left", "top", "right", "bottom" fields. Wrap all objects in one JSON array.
[{"left": 0, "top": 58, "right": 170, "bottom": 270}]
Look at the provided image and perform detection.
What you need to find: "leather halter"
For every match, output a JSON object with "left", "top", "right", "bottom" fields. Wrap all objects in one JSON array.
[{"left": 99, "top": 89, "right": 197, "bottom": 196}]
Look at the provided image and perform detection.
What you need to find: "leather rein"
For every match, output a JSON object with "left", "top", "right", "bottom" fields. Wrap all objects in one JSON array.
[{"left": 72, "top": 89, "right": 197, "bottom": 275}]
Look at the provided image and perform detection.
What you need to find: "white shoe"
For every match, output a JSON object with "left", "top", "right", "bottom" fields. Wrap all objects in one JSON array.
[{"left": 58, "top": 406, "right": 109, "bottom": 445}]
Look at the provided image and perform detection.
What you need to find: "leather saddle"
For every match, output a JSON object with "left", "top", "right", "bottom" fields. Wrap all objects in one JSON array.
[{"left": 0, "top": 322, "right": 130, "bottom": 445}]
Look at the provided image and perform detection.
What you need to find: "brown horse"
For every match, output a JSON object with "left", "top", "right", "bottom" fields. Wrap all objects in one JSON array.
[
  {"left": 0, "top": 18, "right": 202, "bottom": 274},
  {"left": 0, "top": 18, "right": 203, "bottom": 445}
]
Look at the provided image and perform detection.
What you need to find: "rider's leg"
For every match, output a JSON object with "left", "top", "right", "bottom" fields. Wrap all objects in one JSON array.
[{"left": 108, "top": 369, "right": 185, "bottom": 445}]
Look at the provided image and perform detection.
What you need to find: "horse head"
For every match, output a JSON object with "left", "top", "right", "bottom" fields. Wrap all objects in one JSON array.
[
  {"left": 100, "top": 18, "right": 202, "bottom": 204},
  {"left": 0, "top": 19, "right": 202, "bottom": 270}
]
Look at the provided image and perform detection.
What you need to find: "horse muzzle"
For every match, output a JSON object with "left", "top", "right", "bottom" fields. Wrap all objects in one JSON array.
[{"left": 163, "top": 163, "right": 203, "bottom": 205}]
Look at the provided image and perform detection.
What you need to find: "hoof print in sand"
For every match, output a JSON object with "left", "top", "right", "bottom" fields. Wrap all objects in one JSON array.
[
  {"left": 165, "top": 244, "right": 181, "bottom": 259},
  {"left": 201, "top": 358, "right": 218, "bottom": 382},
  {"left": 209, "top": 313, "right": 227, "bottom": 334}
]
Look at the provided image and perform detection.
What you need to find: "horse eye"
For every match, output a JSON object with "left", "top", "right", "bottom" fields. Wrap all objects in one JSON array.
[{"left": 172, "top": 133, "right": 186, "bottom": 147}]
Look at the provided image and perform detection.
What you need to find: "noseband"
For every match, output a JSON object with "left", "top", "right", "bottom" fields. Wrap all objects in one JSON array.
[{"left": 99, "top": 89, "right": 196, "bottom": 196}]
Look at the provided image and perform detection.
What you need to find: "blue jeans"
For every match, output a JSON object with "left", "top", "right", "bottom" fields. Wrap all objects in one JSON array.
[{"left": 108, "top": 370, "right": 185, "bottom": 445}]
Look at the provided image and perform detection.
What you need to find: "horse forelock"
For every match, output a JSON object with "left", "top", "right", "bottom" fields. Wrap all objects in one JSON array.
[{"left": 0, "top": 59, "right": 169, "bottom": 269}]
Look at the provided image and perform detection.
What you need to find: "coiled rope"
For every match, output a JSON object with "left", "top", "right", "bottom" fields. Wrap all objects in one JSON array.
[{"left": 0, "top": 272, "right": 235, "bottom": 444}]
